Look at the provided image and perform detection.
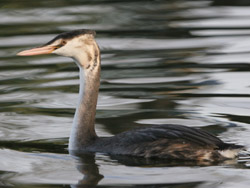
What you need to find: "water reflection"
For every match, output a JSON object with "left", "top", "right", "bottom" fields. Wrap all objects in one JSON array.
[
  {"left": 72, "top": 153, "right": 103, "bottom": 187},
  {"left": 71, "top": 151, "right": 242, "bottom": 187}
]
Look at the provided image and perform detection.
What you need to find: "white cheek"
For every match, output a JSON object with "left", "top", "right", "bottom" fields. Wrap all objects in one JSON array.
[
  {"left": 53, "top": 47, "right": 71, "bottom": 57},
  {"left": 53, "top": 39, "right": 82, "bottom": 57}
]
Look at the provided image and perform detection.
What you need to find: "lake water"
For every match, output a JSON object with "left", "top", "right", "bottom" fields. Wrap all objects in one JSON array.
[{"left": 1, "top": 0, "right": 250, "bottom": 187}]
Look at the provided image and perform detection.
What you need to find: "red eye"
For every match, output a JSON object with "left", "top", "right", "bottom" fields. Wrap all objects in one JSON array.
[{"left": 62, "top": 40, "right": 67, "bottom": 45}]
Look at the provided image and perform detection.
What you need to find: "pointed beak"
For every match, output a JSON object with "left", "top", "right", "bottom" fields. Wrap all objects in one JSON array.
[{"left": 17, "top": 45, "right": 56, "bottom": 56}]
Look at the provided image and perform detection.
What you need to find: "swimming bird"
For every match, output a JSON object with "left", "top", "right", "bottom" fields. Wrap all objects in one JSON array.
[{"left": 17, "top": 29, "right": 244, "bottom": 162}]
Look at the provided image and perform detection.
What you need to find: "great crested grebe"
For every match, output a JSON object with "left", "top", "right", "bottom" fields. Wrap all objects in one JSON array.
[{"left": 17, "top": 29, "right": 244, "bottom": 162}]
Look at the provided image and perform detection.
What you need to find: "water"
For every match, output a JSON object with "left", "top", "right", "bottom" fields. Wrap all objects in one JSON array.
[{"left": 1, "top": 0, "right": 250, "bottom": 187}]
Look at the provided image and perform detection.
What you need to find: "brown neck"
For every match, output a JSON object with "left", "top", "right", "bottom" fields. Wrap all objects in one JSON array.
[{"left": 69, "top": 47, "right": 101, "bottom": 150}]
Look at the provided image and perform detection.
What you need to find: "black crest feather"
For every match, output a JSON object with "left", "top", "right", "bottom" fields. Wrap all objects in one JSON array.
[{"left": 45, "top": 29, "right": 96, "bottom": 45}]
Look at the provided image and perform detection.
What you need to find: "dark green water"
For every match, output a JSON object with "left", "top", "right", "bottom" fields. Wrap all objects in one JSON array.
[{"left": 1, "top": 0, "right": 250, "bottom": 187}]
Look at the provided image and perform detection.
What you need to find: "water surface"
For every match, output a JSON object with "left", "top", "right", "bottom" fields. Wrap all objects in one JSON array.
[{"left": 1, "top": 0, "right": 250, "bottom": 187}]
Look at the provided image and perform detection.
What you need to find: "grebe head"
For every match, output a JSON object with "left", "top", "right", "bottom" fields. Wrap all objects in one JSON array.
[{"left": 17, "top": 29, "right": 97, "bottom": 68}]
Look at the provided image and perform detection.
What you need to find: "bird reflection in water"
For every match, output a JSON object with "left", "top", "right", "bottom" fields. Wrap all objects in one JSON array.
[
  {"left": 70, "top": 152, "right": 103, "bottom": 187},
  {"left": 69, "top": 151, "right": 241, "bottom": 187}
]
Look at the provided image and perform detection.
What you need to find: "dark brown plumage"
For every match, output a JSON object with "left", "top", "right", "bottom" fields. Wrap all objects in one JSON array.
[{"left": 84, "top": 124, "right": 243, "bottom": 161}]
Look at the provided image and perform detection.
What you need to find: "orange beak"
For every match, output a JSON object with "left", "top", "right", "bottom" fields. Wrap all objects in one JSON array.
[{"left": 17, "top": 45, "right": 55, "bottom": 56}]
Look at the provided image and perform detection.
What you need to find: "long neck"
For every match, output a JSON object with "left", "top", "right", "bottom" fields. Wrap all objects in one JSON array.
[{"left": 69, "top": 47, "right": 101, "bottom": 150}]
